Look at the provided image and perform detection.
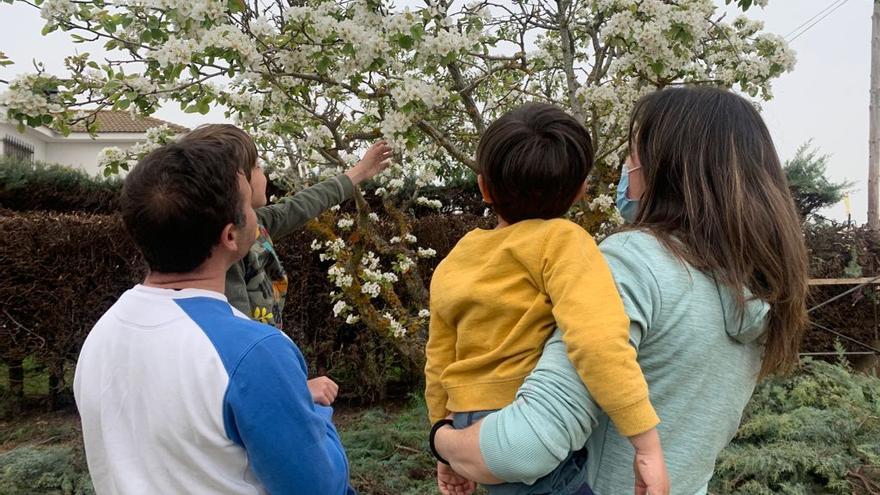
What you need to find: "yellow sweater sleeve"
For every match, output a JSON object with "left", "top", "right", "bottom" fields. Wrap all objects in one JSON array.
[
  {"left": 425, "top": 310, "right": 456, "bottom": 424},
  {"left": 542, "top": 223, "right": 659, "bottom": 436}
]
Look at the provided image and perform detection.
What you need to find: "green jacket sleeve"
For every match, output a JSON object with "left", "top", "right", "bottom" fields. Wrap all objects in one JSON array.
[
  {"left": 257, "top": 174, "right": 354, "bottom": 240},
  {"left": 225, "top": 259, "right": 252, "bottom": 318}
]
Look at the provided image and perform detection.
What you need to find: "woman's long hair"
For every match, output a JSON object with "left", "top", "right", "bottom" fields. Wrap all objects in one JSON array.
[{"left": 628, "top": 86, "right": 809, "bottom": 378}]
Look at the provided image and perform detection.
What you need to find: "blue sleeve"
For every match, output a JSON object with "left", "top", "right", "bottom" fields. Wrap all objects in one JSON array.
[{"left": 223, "top": 334, "right": 351, "bottom": 495}]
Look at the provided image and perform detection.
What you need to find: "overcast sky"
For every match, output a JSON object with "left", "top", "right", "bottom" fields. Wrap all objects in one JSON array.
[{"left": 0, "top": 0, "right": 872, "bottom": 223}]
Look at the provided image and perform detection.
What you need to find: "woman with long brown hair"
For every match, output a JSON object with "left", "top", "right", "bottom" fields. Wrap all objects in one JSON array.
[{"left": 430, "top": 86, "right": 809, "bottom": 495}]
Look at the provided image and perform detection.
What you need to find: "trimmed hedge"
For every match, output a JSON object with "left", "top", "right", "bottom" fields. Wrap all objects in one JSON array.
[
  {"left": 0, "top": 159, "right": 121, "bottom": 214},
  {"left": 0, "top": 209, "right": 492, "bottom": 410},
  {"left": 3, "top": 208, "right": 877, "bottom": 413}
]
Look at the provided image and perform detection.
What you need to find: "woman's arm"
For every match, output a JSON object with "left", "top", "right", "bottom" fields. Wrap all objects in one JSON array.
[{"left": 435, "top": 332, "right": 602, "bottom": 485}]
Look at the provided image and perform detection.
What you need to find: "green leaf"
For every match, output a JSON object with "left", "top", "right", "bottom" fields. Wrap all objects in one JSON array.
[
  {"left": 41, "top": 23, "right": 57, "bottom": 36},
  {"left": 101, "top": 19, "right": 117, "bottom": 33},
  {"left": 227, "top": 0, "right": 245, "bottom": 13},
  {"left": 649, "top": 61, "right": 664, "bottom": 76},
  {"left": 397, "top": 34, "right": 414, "bottom": 49},
  {"left": 317, "top": 56, "right": 332, "bottom": 72},
  {"left": 87, "top": 61, "right": 100, "bottom": 70}
]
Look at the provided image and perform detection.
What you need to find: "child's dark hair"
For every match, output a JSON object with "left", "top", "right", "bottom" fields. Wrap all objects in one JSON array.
[{"left": 476, "top": 103, "right": 594, "bottom": 223}]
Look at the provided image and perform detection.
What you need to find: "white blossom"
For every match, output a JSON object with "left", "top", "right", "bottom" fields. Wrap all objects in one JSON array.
[
  {"left": 588, "top": 194, "right": 615, "bottom": 211},
  {"left": 361, "top": 281, "right": 381, "bottom": 298},
  {"left": 250, "top": 15, "right": 276, "bottom": 38},
  {"left": 387, "top": 178, "right": 405, "bottom": 190},
  {"left": 40, "top": 0, "right": 77, "bottom": 20},
  {"left": 418, "top": 309, "right": 430, "bottom": 318},
  {"left": 332, "top": 300, "right": 349, "bottom": 317},
  {"left": 383, "top": 312, "right": 407, "bottom": 338},
  {"left": 416, "top": 196, "right": 443, "bottom": 209},
  {"left": 396, "top": 256, "right": 415, "bottom": 273},
  {"left": 337, "top": 218, "right": 355, "bottom": 230},
  {"left": 97, "top": 147, "right": 125, "bottom": 170},
  {"left": 417, "top": 247, "right": 437, "bottom": 258}
]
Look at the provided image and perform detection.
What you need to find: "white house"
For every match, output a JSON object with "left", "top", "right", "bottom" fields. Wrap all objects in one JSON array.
[{"left": 0, "top": 110, "right": 188, "bottom": 176}]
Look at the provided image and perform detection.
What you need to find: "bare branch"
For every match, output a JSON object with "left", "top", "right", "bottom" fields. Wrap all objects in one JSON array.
[{"left": 416, "top": 120, "right": 476, "bottom": 170}]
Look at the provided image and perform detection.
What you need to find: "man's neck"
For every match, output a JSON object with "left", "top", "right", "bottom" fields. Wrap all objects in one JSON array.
[{"left": 143, "top": 261, "right": 228, "bottom": 294}]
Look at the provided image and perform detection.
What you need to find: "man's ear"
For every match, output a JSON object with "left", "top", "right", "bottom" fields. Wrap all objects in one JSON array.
[
  {"left": 477, "top": 174, "right": 493, "bottom": 204},
  {"left": 219, "top": 222, "right": 239, "bottom": 252}
]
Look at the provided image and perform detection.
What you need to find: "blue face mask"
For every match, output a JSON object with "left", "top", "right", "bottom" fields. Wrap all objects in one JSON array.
[{"left": 616, "top": 164, "right": 640, "bottom": 224}]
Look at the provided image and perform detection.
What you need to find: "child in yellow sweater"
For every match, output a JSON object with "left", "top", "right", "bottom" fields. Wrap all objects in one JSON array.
[{"left": 425, "top": 103, "right": 668, "bottom": 495}]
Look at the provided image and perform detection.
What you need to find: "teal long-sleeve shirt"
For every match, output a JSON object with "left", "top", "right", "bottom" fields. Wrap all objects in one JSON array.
[
  {"left": 225, "top": 174, "right": 353, "bottom": 329},
  {"left": 479, "top": 230, "right": 769, "bottom": 495}
]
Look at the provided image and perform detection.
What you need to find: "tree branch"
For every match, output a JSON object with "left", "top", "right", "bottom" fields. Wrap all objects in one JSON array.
[{"left": 416, "top": 120, "right": 476, "bottom": 170}]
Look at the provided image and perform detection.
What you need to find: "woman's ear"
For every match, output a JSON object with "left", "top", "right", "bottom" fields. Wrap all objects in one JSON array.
[{"left": 477, "top": 174, "right": 493, "bottom": 204}]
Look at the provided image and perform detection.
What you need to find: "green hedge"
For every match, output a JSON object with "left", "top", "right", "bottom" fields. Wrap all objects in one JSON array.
[
  {"left": 0, "top": 159, "right": 121, "bottom": 214},
  {"left": 0, "top": 209, "right": 490, "bottom": 411}
]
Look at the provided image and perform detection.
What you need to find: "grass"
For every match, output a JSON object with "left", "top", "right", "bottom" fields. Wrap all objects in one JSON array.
[{"left": 0, "top": 399, "right": 457, "bottom": 495}]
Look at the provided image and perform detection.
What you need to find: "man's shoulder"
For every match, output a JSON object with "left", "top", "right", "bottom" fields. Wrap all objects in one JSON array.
[{"left": 173, "top": 296, "right": 293, "bottom": 374}]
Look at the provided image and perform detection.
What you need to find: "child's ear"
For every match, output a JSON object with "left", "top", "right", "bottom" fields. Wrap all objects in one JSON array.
[
  {"left": 477, "top": 175, "right": 493, "bottom": 204},
  {"left": 570, "top": 180, "right": 589, "bottom": 206},
  {"left": 577, "top": 180, "right": 588, "bottom": 199}
]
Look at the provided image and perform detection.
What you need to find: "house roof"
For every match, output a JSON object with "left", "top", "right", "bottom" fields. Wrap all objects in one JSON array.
[{"left": 69, "top": 111, "right": 189, "bottom": 134}]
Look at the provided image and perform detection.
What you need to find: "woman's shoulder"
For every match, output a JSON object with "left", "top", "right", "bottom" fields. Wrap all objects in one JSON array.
[
  {"left": 600, "top": 229, "right": 663, "bottom": 255},
  {"left": 599, "top": 229, "right": 685, "bottom": 283}
]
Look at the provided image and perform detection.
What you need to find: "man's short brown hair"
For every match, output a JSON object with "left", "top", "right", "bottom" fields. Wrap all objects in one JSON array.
[
  {"left": 180, "top": 124, "right": 258, "bottom": 179},
  {"left": 477, "top": 103, "right": 594, "bottom": 223},
  {"left": 122, "top": 140, "right": 245, "bottom": 273}
]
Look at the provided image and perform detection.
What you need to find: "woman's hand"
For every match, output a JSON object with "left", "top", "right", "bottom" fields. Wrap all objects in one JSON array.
[
  {"left": 437, "top": 462, "right": 476, "bottom": 495},
  {"left": 434, "top": 420, "right": 504, "bottom": 485}
]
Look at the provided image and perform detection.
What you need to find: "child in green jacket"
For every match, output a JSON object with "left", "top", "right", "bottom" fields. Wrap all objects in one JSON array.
[{"left": 180, "top": 124, "right": 392, "bottom": 404}]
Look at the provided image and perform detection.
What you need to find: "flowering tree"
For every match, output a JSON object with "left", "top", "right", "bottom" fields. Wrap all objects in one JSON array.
[{"left": 1, "top": 0, "right": 793, "bottom": 367}]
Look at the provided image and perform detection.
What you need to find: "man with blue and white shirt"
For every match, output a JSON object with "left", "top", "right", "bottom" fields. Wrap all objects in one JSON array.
[{"left": 73, "top": 138, "right": 354, "bottom": 494}]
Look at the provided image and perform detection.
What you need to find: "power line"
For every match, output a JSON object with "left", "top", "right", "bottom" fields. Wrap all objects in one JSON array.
[
  {"left": 784, "top": 0, "right": 847, "bottom": 40},
  {"left": 787, "top": 0, "right": 852, "bottom": 43}
]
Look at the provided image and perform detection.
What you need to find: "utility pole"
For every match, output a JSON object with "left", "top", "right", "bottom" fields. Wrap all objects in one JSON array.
[{"left": 869, "top": 0, "right": 880, "bottom": 229}]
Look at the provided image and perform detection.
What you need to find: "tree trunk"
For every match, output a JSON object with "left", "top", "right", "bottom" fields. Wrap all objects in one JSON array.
[{"left": 8, "top": 358, "right": 24, "bottom": 399}]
